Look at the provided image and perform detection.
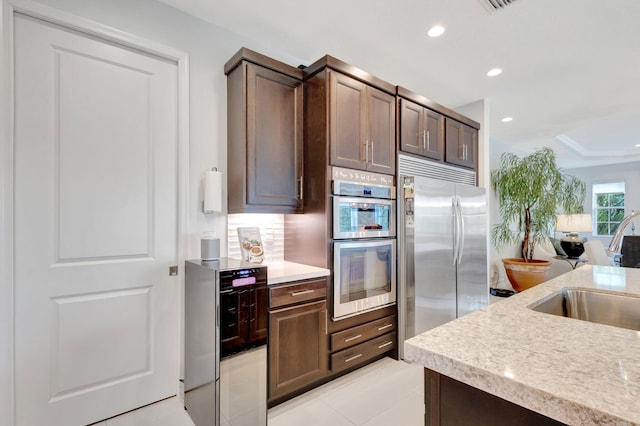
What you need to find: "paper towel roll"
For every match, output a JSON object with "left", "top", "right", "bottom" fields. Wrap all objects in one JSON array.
[{"left": 203, "top": 169, "right": 222, "bottom": 213}]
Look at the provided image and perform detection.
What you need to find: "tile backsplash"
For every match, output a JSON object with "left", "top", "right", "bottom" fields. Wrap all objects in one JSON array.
[{"left": 227, "top": 214, "right": 284, "bottom": 262}]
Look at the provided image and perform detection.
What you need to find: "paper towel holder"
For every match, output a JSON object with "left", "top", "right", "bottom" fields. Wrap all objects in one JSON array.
[{"left": 203, "top": 167, "right": 222, "bottom": 214}]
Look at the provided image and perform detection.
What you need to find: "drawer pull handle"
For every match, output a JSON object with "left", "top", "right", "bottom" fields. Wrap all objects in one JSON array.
[
  {"left": 291, "top": 289, "right": 315, "bottom": 296},
  {"left": 377, "top": 323, "right": 393, "bottom": 331},
  {"left": 378, "top": 341, "right": 393, "bottom": 349},
  {"left": 344, "top": 334, "right": 363, "bottom": 343},
  {"left": 344, "top": 353, "right": 363, "bottom": 363}
]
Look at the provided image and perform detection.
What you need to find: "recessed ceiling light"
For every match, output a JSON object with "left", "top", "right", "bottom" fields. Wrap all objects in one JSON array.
[
  {"left": 636, "top": 144, "right": 640, "bottom": 147},
  {"left": 427, "top": 25, "right": 445, "bottom": 38},
  {"left": 487, "top": 68, "right": 502, "bottom": 77},
  {"left": 502, "top": 117, "right": 513, "bottom": 123}
]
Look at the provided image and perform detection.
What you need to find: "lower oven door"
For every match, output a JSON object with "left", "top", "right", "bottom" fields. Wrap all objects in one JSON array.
[{"left": 333, "top": 239, "right": 396, "bottom": 319}]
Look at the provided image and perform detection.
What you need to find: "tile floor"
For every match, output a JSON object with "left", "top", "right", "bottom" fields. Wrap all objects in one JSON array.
[{"left": 97, "top": 357, "right": 424, "bottom": 425}]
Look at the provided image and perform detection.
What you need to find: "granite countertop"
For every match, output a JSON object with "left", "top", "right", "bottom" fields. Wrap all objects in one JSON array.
[
  {"left": 265, "top": 260, "right": 330, "bottom": 285},
  {"left": 404, "top": 265, "right": 640, "bottom": 425}
]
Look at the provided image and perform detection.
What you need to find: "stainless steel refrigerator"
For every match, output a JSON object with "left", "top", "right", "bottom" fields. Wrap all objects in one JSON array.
[{"left": 398, "top": 170, "right": 488, "bottom": 358}]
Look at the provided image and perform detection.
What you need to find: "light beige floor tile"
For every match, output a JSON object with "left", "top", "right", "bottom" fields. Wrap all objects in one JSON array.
[
  {"left": 361, "top": 390, "right": 424, "bottom": 426},
  {"left": 268, "top": 397, "right": 354, "bottom": 426},
  {"left": 106, "top": 357, "right": 423, "bottom": 426},
  {"left": 318, "top": 359, "right": 423, "bottom": 425},
  {"left": 106, "top": 397, "right": 193, "bottom": 426}
]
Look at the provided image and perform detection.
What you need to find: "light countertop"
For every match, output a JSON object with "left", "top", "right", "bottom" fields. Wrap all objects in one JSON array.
[
  {"left": 404, "top": 265, "right": 640, "bottom": 425},
  {"left": 265, "top": 260, "right": 330, "bottom": 285}
]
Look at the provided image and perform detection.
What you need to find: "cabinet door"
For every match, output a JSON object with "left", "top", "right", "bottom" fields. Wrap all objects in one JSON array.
[
  {"left": 424, "top": 108, "right": 445, "bottom": 161},
  {"left": 399, "top": 98, "right": 424, "bottom": 156},
  {"left": 246, "top": 63, "right": 303, "bottom": 211},
  {"left": 250, "top": 284, "right": 268, "bottom": 343},
  {"left": 367, "top": 86, "right": 396, "bottom": 174},
  {"left": 445, "top": 118, "right": 477, "bottom": 169},
  {"left": 329, "top": 71, "right": 367, "bottom": 170},
  {"left": 268, "top": 300, "right": 328, "bottom": 400}
]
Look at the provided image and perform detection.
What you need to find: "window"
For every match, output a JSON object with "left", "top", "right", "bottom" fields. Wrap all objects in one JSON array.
[{"left": 592, "top": 182, "right": 625, "bottom": 236}]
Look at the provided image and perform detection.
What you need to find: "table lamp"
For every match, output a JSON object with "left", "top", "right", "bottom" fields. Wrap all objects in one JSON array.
[{"left": 555, "top": 214, "right": 592, "bottom": 259}]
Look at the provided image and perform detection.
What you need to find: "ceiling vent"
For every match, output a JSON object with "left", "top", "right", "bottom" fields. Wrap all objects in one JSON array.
[{"left": 479, "top": 0, "right": 517, "bottom": 12}]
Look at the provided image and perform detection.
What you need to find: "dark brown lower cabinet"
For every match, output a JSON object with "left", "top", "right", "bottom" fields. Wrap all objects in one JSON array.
[
  {"left": 424, "top": 369, "right": 565, "bottom": 426},
  {"left": 268, "top": 299, "right": 328, "bottom": 402},
  {"left": 331, "top": 332, "right": 395, "bottom": 374}
]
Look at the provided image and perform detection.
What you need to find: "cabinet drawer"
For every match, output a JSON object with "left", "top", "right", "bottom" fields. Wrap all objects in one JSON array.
[
  {"left": 269, "top": 278, "right": 327, "bottom": 309},
  {"left": 330, "top": 315, "right": 396, "bottom": 352},
  {"left": 331, "top": 332, "right": 396, "bottom": 374}
]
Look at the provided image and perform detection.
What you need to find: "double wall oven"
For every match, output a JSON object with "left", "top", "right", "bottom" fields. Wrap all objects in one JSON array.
[{"left": 331, "top": 168, "right": 396, "bottom": 320}]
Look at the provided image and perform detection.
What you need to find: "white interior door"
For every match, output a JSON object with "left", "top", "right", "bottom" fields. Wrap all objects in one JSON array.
[{"left": 13, "top": 13, "right": 179, "bottom": 425}]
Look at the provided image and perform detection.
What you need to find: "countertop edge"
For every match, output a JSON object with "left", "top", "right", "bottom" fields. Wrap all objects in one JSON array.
[{"left": 266, "top": 260, "right": 331, "bottom": 285}]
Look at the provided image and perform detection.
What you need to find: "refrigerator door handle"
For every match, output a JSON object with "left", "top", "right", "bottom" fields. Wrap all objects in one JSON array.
[
  {"left": 452, "top": 197, "right": 459, "bottom": 265},
  {"left": 456, "top": 197, "right": 465, "bottom": 265}
]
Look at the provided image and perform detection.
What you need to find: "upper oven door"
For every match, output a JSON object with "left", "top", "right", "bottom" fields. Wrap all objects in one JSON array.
[{"left": 333, "top": 196, "right": 396, "bottom": 239}]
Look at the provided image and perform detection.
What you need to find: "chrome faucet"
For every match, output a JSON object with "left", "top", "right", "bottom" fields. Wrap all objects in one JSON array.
[{"left": 608, "top": 210, "right": 640, "bottom": 254}]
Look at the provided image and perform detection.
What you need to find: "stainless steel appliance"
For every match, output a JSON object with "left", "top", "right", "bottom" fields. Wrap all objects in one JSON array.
[
  {"left": 331, "top": 167, "right": 397, "bottom": 320},
  {"left": 333, "top": 239, "right": 396, "bottom": 319},
  {"left": 397, "top": 155, "right": 488, "bottom": 358},
  {"left": 333, "top": 179, "right": 396, "bottom": 239},
  {"left": 184, "top": 259, "right": 268, "bottom": 426}
]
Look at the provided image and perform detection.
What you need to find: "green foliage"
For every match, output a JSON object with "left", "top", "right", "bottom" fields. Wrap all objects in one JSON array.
[{"left": 491, "top": 147, "right": 586, "bottom": 261}]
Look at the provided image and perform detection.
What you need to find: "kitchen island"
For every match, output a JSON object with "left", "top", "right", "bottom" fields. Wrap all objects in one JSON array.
[{"left": 405, "top": 265, "right": 640, "bottom": 425}]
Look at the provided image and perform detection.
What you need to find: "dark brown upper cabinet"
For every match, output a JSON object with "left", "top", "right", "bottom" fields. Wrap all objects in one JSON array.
[
  {"left": 399, "top": 98, "right": 445, "bottom": 161},
  {"left": 445, "top": 118, "right": 477, "bottom": 169},
  {"left": 225, "top": 48, "right": 304, "bottom": 214},
  {"left": 329, "top": 70, "right": 395, "bottom": 174},
  {"left": 397, "top": 87, "right": 479, "bottom": 171}
]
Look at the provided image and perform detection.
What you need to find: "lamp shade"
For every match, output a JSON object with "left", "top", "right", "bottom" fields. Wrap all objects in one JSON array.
[{"left": 555, "top": 214, "right": 592, "bottom": 233}]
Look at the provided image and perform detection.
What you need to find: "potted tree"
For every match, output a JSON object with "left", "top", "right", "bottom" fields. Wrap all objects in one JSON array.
[{"left": 491, "top": 147, "right": 585, "bottom": 291}]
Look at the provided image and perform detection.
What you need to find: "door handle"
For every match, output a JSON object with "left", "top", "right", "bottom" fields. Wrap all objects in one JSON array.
[
  {"left": 298, "top": 176, "right": 304, "bottom": 200},
  {"left": 457, "top": 197, "right": 465, "bottom": 264},
  {"left": 365, "top": 140, "right": 369, "bottom": 163},
  {"left": 452, "top": 198, "right": 458, "bottom": 265}
]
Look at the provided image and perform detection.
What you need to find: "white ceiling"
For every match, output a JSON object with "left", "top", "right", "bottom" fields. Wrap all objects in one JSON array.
[{"left": 157, "top": 0, "right": 640, "bottom": 169}]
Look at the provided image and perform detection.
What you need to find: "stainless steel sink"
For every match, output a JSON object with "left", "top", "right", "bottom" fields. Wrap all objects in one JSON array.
[{"left": 529, "top": 288, "right": 640, "bottom": 331}]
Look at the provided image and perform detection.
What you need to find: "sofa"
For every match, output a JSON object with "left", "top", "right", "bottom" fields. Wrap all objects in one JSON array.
[{"left": 532, "top": 237, "right": 575, "bottom": 279}]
